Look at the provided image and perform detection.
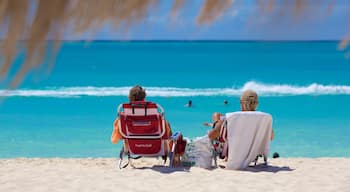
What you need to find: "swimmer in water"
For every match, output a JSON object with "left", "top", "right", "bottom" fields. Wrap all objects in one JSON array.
[
  {"left": 185, "top": 100, "right": 192, "bottom": 107},
  {"left": 224, "top": 100, "right": 228, "bottom": 105}
]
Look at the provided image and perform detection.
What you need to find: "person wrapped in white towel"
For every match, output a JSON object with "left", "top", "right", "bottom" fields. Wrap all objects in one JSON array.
[
  {"left": 189, "top": 90, "right": 275, "bottom": 169},
  {"left": 208, "top": 90, "right": 275, "bottom": 169},
  {"left": 208, "top": 90, "right": 274, "bottom": 141}
]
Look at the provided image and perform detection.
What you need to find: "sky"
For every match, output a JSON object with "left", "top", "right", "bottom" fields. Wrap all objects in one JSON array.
[{"left": 79, "top": 0, "right": 350, "bottom": 41}]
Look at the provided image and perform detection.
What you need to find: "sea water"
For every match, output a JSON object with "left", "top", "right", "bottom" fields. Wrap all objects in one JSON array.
[{"left": 0, "top": 41, "right": 350, "bottom": 158}]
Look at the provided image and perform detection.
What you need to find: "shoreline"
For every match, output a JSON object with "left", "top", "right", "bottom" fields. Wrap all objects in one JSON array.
[{"left": 1, "top": 157, "right": 349, "bottom": 192}]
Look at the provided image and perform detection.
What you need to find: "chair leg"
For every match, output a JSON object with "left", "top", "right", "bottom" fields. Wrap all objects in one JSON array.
[
  {"left": 118, "top": 159, "right": 124, "bottom": 169},
  {"left": 169, "top": 151, "right": 175, "bottom": 167},
  {"left": 253, "top": 155, "right": 267, "bottom": 167},
  {"left": 129, "top": 157, "right": 135, "bottom": 168},
  {"left": 212, "top": 148, "right": 218, "bottom": 168},
  {"left": 263, "top": 155, "right": 268, "bottom": 166},
  {"left": 254, "top": 156, "right": 258, "bottom": 166},
  {"left": 119, "top": 148, "right": 130, "bottom": 169},
  {"left": 162, "top": 155, "right": 167, "bottom": 164},
  {"left": 169, "top": 141, "right": 177, "bottom": 167},
  {"left": 213, "top": 155, "right": 218, "bottom": 168}
]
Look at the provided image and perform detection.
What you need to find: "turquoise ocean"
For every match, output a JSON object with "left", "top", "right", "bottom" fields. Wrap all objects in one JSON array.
[{"left": 1, "top": 41, "right": 350, "bottom": 158}]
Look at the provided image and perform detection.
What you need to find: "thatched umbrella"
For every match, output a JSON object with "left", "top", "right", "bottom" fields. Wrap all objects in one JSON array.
[{"left": 0, "top": 0, "right": 342, "bottom": 87}]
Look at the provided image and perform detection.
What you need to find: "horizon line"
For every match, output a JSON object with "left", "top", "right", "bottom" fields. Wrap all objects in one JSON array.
[{"left": 1, "top": 39, "right": 344, "bottom": 43}]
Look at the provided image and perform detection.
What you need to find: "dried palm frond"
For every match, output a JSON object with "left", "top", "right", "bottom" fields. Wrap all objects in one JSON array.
[{"left": 0, "top": 0, "right": 345, "bottom": 87}]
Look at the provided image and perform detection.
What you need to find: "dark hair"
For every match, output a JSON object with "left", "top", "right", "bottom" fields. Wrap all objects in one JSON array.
[{"left": 128, "top": 85, "right": 146, "bottom": 101}]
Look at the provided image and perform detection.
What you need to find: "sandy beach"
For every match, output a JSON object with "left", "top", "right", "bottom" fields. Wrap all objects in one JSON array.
[{"left": 1, "top": 158, "right": 349, "bottom": 192}]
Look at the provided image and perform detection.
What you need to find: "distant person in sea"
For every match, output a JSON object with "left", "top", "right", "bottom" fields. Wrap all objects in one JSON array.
[
  {"left": 224, "top": 100, "right": 228, "bottom": 105},
  {"left": 185, "top": 100, "right": 192, "bottom": 107}
]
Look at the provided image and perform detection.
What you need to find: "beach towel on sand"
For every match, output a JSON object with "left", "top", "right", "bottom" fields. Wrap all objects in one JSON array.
[{"left": 225, "top": 111, "right": 272, "bottom": 170}]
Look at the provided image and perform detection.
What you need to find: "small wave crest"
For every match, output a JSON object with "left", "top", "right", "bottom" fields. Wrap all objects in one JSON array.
[{"left": 1, "top": 81, "right": 350, "bottom": 98}]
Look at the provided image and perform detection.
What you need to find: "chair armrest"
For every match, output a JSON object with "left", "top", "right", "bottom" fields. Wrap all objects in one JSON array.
[{"left": 170, "top": 131, "right": 182, "bottom": 141}]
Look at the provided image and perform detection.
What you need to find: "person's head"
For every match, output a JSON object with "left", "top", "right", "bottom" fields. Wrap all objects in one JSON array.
[
  {"left": 240, "top": 90, "right": 258, "bottom": 111},
  {"left": 212, "top": 112, "right": 222, "bottom": 122},
  {"left": 128, "top": 85, "right": 146, "bottom": 101},
  {"left": 224, "top": 100, "right": 228, "bottom": 105}
]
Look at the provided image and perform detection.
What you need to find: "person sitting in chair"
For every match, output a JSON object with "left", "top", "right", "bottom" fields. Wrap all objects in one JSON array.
[
  {"left": 208, "top": 89, "right": 274, "bottom": 141},
  {"left": 111, "top": 85, "right": 173, "bottom": 145},
  {"left": 181, "top": 90, "right": 274, "bottom": 169},
  {"left": 111, "top": 85, "right": 186, "bottom": 167}
]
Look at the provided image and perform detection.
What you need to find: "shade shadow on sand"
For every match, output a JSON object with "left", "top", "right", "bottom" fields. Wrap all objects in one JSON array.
[
  {"left": 244, "top": 164, "right": 294, "bottom": 173},
  {"left": 134, "top": 163, "right": 293, "bottom": 173},
  {"left": 135, "top": 165, "right": 191, "bottom": 174}
]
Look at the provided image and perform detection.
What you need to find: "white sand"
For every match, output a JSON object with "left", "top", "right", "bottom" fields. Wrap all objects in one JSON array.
[{"left": 1, "top": 158, "right": 349, "bottom": 192}]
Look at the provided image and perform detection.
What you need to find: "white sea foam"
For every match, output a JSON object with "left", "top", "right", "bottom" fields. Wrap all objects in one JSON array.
[{"left": 1, "top": 81, "right": 350, "bottom": 98}]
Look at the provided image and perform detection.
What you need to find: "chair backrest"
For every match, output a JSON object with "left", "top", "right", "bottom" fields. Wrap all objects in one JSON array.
[
  {"left": 117, "top": 101, "right": 167, "bottom": 156},
  {"left": 224, "top": 111, "right": 272, "bottom": 170}
]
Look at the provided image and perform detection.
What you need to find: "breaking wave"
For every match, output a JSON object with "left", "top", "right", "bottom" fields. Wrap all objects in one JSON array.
[{"left": 1, "top": 81, "right": 350, "bottom": 98}]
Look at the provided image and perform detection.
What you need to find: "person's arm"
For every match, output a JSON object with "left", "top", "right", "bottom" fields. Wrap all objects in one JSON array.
[
  {"left": 165, "top": 120, "right": 172, "bottom": 137},
  {"left": 271, "top": 129, "right": 275, "bottom": 141},
  {"left": 208, "top": 120, "right": 224, "bottom": 141},
  {"left": 203, "top": 122, "right": 213, "bottom": 127},
  {"left": 111, "top": 119, "right": 122, "bottom": 144}
]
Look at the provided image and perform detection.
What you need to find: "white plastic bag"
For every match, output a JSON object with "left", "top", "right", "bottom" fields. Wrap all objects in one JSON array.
[{"left": 182, "top": 136, "right": 213, "bottom": 169}]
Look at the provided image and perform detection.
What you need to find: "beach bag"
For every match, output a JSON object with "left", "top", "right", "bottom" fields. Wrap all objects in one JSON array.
[{"left": 182, "top": 136, "right": 213, "bottom": 169}]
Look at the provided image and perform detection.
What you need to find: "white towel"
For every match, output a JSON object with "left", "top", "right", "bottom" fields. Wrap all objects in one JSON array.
[{"left": 225, "top": 111, "right": 272, "bottom": 170}]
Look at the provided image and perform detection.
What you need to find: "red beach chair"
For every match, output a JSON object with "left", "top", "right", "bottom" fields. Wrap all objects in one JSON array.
[{"left": 117, "top": 101, "right": 185, "bottom": 169}]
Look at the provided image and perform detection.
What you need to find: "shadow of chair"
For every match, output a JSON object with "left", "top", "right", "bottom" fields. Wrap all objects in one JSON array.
[
  {"left": 134, "top": 165, "right": 191, "bottom": 174},
  {"left": 244, "top": 164, "right": 294, "bottom": 173}
]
